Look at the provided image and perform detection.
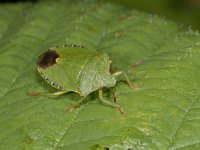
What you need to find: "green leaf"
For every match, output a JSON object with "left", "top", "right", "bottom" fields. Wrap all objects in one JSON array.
[{"left": 0, "top": 0, "right": 200, "bottom": 150}]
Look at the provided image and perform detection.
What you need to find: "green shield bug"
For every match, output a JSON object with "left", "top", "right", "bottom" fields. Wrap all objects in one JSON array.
[{"left": 31, "top": 44, "right": 142, "bottom": 115}]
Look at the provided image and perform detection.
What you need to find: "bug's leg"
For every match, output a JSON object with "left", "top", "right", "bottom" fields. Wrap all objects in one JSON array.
[
  {"left": 27, "top": 90, "right": 68, "bottom": 97},
  {"left": 130, "top": 60, "right": 144, "bottom": 70},
  {"left": 99, "top": 88, "right": 124, "bottom": 115},
  {"left": 112, "top": 71, "right": 143, "bottom": 90},
  {"left": 64, "top": 96, "right": 87, "bottom": 113},
  {"left": 109, "top": 88, "right": 117, "bottom": 103}
]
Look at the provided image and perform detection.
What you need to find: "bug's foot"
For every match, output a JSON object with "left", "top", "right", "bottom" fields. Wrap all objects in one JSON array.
[
  {"left": 117, "top": 106, "right": 124, "bottom": 116},
  {"left": 64, "top": 97, "right": 87, "bottom": 113},
  {"left": 64, "top": 106, "right": 76, "bottom": 113},
  {"left": 129, "top": 83, "right": 144, "bottom": 90},
  {"left": 64, "top": 103, "right": 81, "bottom": 113},
  {"left": 112, "top": 103, "right": 124, "bottom": 116},
  {"left": 130, "top": 60, "right": 145, "bottom": 70}
]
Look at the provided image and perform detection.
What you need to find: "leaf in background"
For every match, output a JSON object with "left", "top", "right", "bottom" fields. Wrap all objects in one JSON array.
[{"left": 0, "top": 0, "right": 200, "bottom": 150}]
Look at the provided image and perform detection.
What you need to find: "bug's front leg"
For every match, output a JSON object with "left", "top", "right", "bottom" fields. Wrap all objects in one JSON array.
[
  {"left": 112, "top": 71, "right": 143, "bottom": 90},
  {"left": 64, "top": 96, "right": 87, "bottom": 113}
]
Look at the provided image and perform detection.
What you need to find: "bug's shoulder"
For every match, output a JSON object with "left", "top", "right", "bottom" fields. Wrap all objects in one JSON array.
[
  {"left": 55, "top": 44, "right": 85, "bottom": 49},
  {"left": 52, "top": 44, "right": 99, "bottom": 58}
]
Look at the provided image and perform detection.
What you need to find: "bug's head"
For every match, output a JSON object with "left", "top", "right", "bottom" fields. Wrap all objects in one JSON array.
[{"left": 37, "top": 49, "right": 59, "bottom": 69}]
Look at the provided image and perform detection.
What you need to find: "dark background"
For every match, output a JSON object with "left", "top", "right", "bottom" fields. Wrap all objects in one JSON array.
[{"left": 1, "top": 0, "right": 200, "bottom": 31}]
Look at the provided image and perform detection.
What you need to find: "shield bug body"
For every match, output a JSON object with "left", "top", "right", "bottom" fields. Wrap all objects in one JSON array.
[{"left": 35, "top": 45, "right": 141, "bottom": 115}]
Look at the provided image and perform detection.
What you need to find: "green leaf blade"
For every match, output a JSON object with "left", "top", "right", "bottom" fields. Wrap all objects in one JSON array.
[{"left": 0, "top": 1, "right": 200, "bottom": 150}]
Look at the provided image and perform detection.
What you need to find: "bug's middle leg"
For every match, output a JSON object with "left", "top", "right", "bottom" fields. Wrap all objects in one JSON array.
[
  {"left": 99, "top": 88, "right": 124, "bottom": 115},
  {"left": 109, "top": 88, "right": 117, "bottom": 103},
  {"left": 112, "top": 71, "right": 143, "bottom": 90}
]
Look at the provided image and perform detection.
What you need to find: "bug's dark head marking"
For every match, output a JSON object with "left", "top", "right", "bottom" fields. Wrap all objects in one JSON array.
[{"left": 37, "top": 50, "right": 59, "bottom": 69}]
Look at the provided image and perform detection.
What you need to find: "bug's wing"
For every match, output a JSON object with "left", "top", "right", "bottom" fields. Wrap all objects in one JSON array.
[
  {"left": 79, "top": 53, "right": 116, "bottom": 95},
  {"left": 53, "top": 54, "right": 94, "bottom": 94},
  {"left": 41, "top": 47, "right": 98, "bottom": 94},
  {"left": 39, "top": 62, "right": 79, "bottom": 91}
]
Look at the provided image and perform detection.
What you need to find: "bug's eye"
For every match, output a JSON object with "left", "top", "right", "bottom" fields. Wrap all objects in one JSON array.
[{"left": 37, "top": 50, "right": 59, "bottom": 69}]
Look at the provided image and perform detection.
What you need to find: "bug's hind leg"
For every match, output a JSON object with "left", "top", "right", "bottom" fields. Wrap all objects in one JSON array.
[
  {"left": 64, "top": 96, "right": 87, "bottom": 113},
  {"left": 113, "top": 71, "right": 143, "bottom": 90},
  {"left": 99, "top": 89, "right": 124, "bottom": 115}
]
